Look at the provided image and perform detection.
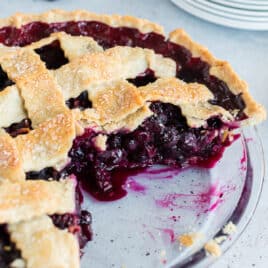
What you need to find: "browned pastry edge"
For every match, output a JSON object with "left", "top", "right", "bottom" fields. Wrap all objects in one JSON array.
[
  {"left": 0, "top": 9, "right": 164, "bottom": 34},
  {"left": 0, "top": 178, "right": 75, "bottom": 224},
  {"left": 169, "top": 29, "right": 266, "bottom": 125}
]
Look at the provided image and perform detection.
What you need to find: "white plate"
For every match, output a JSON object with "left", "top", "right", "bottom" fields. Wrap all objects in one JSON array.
[
  {"left": 199, "top": 0, "right": 268, "bottom": 16},
  {"left": 171, "top": 0, "right": 268, "bottom": 30},
  {"left": 187, "top": 0, "right": 268, "bottom": 21},
  {"left": 211, "top": 0, "right": 268, "bottom": 11},
  {"left": 228, "top": 0, "right": 268, "bottom": 5}
]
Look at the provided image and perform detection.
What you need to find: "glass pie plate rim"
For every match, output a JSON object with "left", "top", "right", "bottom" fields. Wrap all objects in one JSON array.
[{"left": 180, "top": 126, "right": 265, "bottom": 267}]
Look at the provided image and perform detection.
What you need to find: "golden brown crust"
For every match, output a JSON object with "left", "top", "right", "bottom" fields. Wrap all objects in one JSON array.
[
  {"left": 9, "top": 215, "right": 79, "bottom": 268},
  {"left": 0, "top": 48, "right": 68, "bottom": 128},
  {"left": 27, "top": 31, "right": 103, "bottom": 61},
  {"left": 169, "top": 29, "right": 266, "bottom": 125},
  {"left": 15, "top": 112, "right": 75, "bottom": 172},
  {"left": 104, "top": 105, "right": 153, "bottom": 133},
  {"left": 139, "top": 77, "right": 213, "bottom": 104},
  {"left": 53, "top": 46, "right": 176, "bottom": 100},
  {"left": 0, "top": 179, "right": 75, "bottom": 224},
  {"left": 0, "top": 129, "right": 24, "bottom": 182},
  {"left": 139, "top": 78, "right": 233, "bottom": 127},
  {"left": 68, "top": 76, "right": 231, "bottom": 130},
  {"left": 0, "top": 9, "right": 164, "bottom": 34},
  {"left": 0, "top": 85, "right": 26, "bottom": 128},
  {"left": 90, "top": 80, "right": 144, "bottom": 124}
]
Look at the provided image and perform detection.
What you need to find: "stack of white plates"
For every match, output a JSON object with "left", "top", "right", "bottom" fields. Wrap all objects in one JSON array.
[{"left": 171, "top": 0, "right": 268, "bottom": 30}]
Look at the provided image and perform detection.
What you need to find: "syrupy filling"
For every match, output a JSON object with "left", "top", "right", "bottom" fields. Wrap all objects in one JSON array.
[
  {"left": 64, "top": 102, "right": 232, "bottom": 201},
  {"left": 4, "top": 118, "right": 32, "bottom": 138},
  {"left": 50, "top": 186, "right": 93, "bottom": 250},
  {"left": 34, "top": 40, "right": 69, "bottom": 69},
  {"left": 66, "top": 91, "right": 93, "bottom": 110},
  {"left": 128, "top": 68, "right": 157, "bottom": 87},
  {"left": 0, "top": 20, "right": 245, "bottom": 118},
  {"left": 51, "top": 210, "right": 93, "bottom": 249}
]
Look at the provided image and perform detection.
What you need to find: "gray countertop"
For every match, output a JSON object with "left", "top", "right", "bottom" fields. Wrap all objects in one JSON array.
[{"left": 2, "top": 0, "right": 268, "bottom": 267}]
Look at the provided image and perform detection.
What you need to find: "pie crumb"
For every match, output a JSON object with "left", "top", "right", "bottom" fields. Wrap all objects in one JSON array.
[
  {"left": 92, "top": 134, "right": 107, "bottom": 151},
  {"left": 178, "top": 232, "right": 203, "bottom": 247},
  {"left": 221, "top": 129, "right": 229, "bottom": 142},
  {"left": 10, "top": 258, "right": 26, "bottom": 268},
  {"left": 214, "top": 235, "right": 227, "bottom": 244},
  {"left": 222, "top": 221, "right": 237, "bottom": 235},
  {"left": 204, "top": 240, "right": 222, "bottom": 257}
]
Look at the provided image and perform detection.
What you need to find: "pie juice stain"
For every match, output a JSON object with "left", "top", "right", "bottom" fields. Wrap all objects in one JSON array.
[
  {"left": 158, "top": 228, "right": 176, "bottom": 243},
  {"left": 125, "top": 178, "right": 147, "bottom": 194},
  {"left": 154, "top": 182, "right": 234, "bottom": 215}
]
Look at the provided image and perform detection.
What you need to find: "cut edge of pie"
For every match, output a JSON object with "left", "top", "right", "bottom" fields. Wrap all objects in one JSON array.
[{"left": 0, "top": 9, "right": 265, "bottom": 268}]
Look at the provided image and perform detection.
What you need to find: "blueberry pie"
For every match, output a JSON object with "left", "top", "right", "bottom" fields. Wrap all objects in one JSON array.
[{"left": 0, "top": 9, "right": 265, "bottom": 267}]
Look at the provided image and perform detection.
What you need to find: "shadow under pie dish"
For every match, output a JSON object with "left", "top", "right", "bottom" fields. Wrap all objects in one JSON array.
[{"left": 0, "top": 9, "right": 265, "bottom": 268}]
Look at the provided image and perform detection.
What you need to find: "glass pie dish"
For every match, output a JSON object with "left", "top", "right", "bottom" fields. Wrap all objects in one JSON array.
[{"left": 80, "top": 126, "right": 264, "bottom": 267}]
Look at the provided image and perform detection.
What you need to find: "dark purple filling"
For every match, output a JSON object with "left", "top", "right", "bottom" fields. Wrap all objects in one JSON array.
[
  {"left": 64, "top": 102, "right": 230, "bottom": 201},
  {"left": 34, "top": 40, "right": 69, "bottom": 69},
  {"left": 128, "top": 69, "right": 157, "bottom": 87},
  {"left": 0, "top": 66, "right": 14, "bottom": 91},
  {"left": 0, "top": 20, "right": 245, "bottom": 118},
  {"left": 51, "top": 210, "right": 93, "bottom": 249},
  {"left": 4, "top": 118, "right": 32, "bottom": 138},
  {"left": 26, "top": 167, "right": 60, "bottom": 180},
  {"left": 66, "top": 91, "right": 92, "bottom": 110},
  {"left": 0, "top": 225, "right": 21, "bottom": 267}
]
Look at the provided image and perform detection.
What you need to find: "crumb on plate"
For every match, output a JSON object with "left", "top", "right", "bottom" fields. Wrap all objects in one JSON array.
[
  {"left": 178, "top": 232, "right": 203, "bottom": 247},
  {"left": 223, "top": 221, "right": 237, "bottom": 235},
  {"left": 204, "top": 240, "right": 222, "bottom": 257}
]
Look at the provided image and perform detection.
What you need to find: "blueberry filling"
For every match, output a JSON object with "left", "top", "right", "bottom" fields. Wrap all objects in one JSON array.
[
  {"left": 177, "top": 58, "right": 246, "bottom": 119},
  {"left": 26, "top": 167, "right": 61, "bottom": 181},
  {"left": 51, "top": 210, "right": 93, "bottom": 249},
  {"left": 51, "top": 185, "right": 93, "bottom": 250},
  {"left": 0, "top": 20, "right": 245, "bottom": 118},
  {"left": 63, "top": 102, "right": 231, "bottom": 201},
  {"left": 128, "top": 69, "right": 157, "bottom": 87},
  {"left": 66, "top": 91, "right": 92, "bottom": 110},
  {"left": 34, "top": 40, "right": 69, "bottom": 69},
  {"left": 0, "top": 225, "right": 22, "bottom": 267},
  {"left": 0, "top": 66, "right": 14, "bottom": 91},
  {"left": 4, "top": 118, "right": 32, "bottom": 138}
]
